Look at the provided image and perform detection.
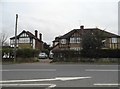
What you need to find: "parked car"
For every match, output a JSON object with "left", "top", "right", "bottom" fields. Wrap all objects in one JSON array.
[
  {"left": 38, "top": 52, "right": 48, "bottom": 59},
  {"left": 49, "top": 52, "right": 53, "bottom": 59}
]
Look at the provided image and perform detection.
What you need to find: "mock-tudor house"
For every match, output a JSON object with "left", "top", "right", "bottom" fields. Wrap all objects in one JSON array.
[
  {"left": 10, "top": 30, "right": 43, "bottom": 50},
  {"left": 52, "top": 25, "right": 120, "bottom": 52}
]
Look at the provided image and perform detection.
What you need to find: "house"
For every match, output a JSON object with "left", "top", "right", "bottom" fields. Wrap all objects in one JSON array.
[
  {"left": 52, "top": 25, "right": 120, "bottom": 52},
  {"left": 10, "top": 30, "right": 43, "bottom": 50}
]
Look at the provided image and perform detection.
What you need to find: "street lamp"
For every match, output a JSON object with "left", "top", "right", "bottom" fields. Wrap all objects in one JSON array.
[{"left": 14, "top": 14, "right": 18, "bottom": 62}]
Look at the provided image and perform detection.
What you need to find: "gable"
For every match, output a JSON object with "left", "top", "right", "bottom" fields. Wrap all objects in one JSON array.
[
  {"left": 71, "top": 30, "right": 82, "bottom": 37},
  {"left": 10, "top": 30, "right": 43, "bottom": 43},
  {"left": 19, "top": 32, "right": 29, "bottom": 38}
]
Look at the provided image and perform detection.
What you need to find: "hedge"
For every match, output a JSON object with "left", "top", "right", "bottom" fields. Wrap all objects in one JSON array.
[
  {"left": 16, "top": 48, "right": 39, "bottom": 58},
  {"left": 2, "top": 48, "right": 40, "bottom": 62},
  {"left": 81, "top": 49, "right": 120, "bottom": 58},
  {"left": 52, "top": 49, "right": 120, "bottom": 62}
]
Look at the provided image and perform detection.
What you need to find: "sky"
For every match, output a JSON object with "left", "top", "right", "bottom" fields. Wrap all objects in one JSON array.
[{"left": 1, "top": 0, "right": 119, "bottom": 45}]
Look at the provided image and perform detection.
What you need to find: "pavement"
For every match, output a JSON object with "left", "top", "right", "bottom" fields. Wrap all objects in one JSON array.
[{"left": 0, "top": 62, "right": 119, "bottom": 89}]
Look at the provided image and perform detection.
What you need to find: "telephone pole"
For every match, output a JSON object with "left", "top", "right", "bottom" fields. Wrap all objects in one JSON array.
[{"left": 14, "top": 14, "right": 18, "bottom": 63}]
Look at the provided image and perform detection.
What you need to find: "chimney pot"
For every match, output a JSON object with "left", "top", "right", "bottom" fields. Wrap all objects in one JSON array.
[
  {"left": 39, "top": 33, "right": 42, "bottom": 41},
  {"left": 80, "top": 25, "right": 84, "bottom": 29},
  {"left": 35, "top": 30, "right": 38, "bottom": 38}
]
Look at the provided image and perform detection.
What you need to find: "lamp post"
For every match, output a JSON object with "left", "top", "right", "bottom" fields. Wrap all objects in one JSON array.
[{"left": 14, "top": 14, "right": 18, "bottom": 63}]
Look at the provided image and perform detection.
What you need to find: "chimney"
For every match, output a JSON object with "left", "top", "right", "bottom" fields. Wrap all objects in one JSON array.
[
  {"left": 35, "top": 30, "right": 38, "bottom": 38},
  {"left": 80, "top": 25, "right": 84, "bottom": 35},
  {"left": 39, "top": 33, "right": 42, "bottom": 41},
  {"left": 80, "top": 25, "right": 84, "bottom": 30}
]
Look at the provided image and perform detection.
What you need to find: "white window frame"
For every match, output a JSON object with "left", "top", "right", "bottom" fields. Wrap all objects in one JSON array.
[
  {"left": 76, "top": 37, "right": 81, "bottom": 43},
  {"left": 70, "top": 38, "right": 75, "bottom": 43},
  {"left": 70, "top": 37, "right": 81, "bottom": 43},
  {"left": 19, "top": 37, "right": 30, "bottom": 43},
  {"left": 61, "top": 39, "right": 66, "bottom": 44},
  {"left": 112, "top": 38, "right": 117, "bottom": 43}
]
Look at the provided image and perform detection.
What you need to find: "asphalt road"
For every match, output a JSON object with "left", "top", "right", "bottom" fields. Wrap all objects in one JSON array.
[{"left": 1, "top": 62, "right": 119, "bottom": 89}]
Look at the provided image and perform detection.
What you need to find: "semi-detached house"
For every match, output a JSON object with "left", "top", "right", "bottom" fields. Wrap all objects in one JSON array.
[{"left": 52, "top": 25, "right": 120, "bottom": 52}]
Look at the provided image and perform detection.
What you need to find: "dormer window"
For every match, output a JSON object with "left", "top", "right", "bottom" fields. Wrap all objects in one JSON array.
[{"left": 60, "top": 39, "right": 66, "bottom": 44}]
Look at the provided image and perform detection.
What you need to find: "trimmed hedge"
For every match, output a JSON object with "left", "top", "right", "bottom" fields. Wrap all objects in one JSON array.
[
  {"left": 2, "top": 48, "right": 13, "bottom": 56},
  {"left": 2, "top": 48, "right": 39, "bottom": 58},
  {"left": 16, "top": 48, "right": 39, "bottom": 58},
  {"left": 81, "top": 49, "right": 120, "bottom": 58},
  {"left": 2, "top": 48, "right": 40, "bottom": 62},
  {"left": 53, "top": 49, "right": 120, "bottom": 62},
  {"left": 53, "top": 50, "right": 81, "bottom": 62}
]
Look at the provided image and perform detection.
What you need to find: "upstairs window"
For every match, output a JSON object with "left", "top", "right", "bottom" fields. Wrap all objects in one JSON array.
[
  {"left": 76, "top": 37, "right": 81, "bottom": 43},
  {"left": 70, "top": 38, "right": 75, "bottom": 43},
  {"left": 20, "top": 33, "right": 28, "bottom": 37},
  {"left": 19, "top": 38, "right": 30, "bottom": 43},
  {"left": 70, "top": 37, "right": 81, "bottom": 43},
  {"left": 112, "top": 38, "right": 117, "bottom": 43},
  {"left": 60, "top": 39, "right": 66, "bottom": 44}
]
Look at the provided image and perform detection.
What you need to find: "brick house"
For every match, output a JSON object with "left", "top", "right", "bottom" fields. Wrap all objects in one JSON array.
[
  {"left": 52, "top": 25, "right": 120, "bottom": 52},
  {"left": 10, "top": 30, "right": 43, "bottom": 50}
]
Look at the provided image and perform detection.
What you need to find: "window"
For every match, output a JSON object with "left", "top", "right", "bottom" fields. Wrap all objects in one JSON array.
[
  {"left": 70, "top": 38, "right": 75, "bottom": 43},
  {"left": 19, "top": 38, "right": 30, "bottom": 43},
  {"left": 76, "top": 38, "right": 81, "bottom": 43},
  {"left": 70, "top": 47, "right": 81, "bottom": 51},
  {"left": 60, "top": 39, "right": 66, "bottom": 44},
  {"left": 112, "top": 38, "right": 117, "bottom": 43},
  {"left": 70, "top": 37, "right": 81, "bottom": 43},
  {"left": 20, "top": 34, "right": 24, "bottom": 37},
  {"left": 10, "top": 39, "right": 15, "bottom": 44},
  {"left": 20, "top": 33, "right": 28, "bottom": 37},
  {"left": 10, "top": 44, "right": 14, "bottom": 47}
]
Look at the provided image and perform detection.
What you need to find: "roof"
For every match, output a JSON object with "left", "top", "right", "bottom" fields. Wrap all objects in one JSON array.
[
  {"left": 50, "top": 43, "right": 59, "bottom": 50},
  {"left": 53, "top": 37, "right": 61, "bottom": 42},
  {"left": 60, "top": 30, "right": 76, "bottom": 39},
  {"left": 55, "top": 28, "right": 120, "bottom": 40},
  {"left": 10, "top": 30, "right": 43, "bottom": 42}
]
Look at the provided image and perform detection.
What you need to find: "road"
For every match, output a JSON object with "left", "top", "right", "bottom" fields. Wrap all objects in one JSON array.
[{"left": 1, "top": 62, "right": 119, "bottom": 89}]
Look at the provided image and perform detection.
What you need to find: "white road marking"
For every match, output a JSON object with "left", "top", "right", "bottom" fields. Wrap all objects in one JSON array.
[
  {"left": 0, "top": 84, "right": 56, "bottom": 88},
  {"left": 94, "top": 83, "right": 120, "bottom": 86},
  {"left": 1, "top": 69, "right": 56, "bottom": 72},
  {"left": 55, "top": 77, "right": 91, "bottom": 81},
  {"left": 86, "top": 69, "right": 119, "bottom": 72},
  {"left": 0, "top": 76, "right": 91, "bottom": 83}
]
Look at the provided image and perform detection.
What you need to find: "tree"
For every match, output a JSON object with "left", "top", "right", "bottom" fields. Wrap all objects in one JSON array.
[
  {"left": 42, "top": 42, "right": 50, "bottom": 55},
  {"left": 81, "top": 31, "right": 104, "bottom": 50},
  {"left": 0, "top": 33, "right": 8, "bottom": 46},
  {"left": 43, "top": 42, "right": 50, "bottom": 50},
  {"left": 81, "top": 31, "right": 105, "bottom": 58}
]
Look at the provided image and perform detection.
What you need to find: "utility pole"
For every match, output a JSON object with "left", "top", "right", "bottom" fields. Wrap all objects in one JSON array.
[{"left": 14, "top": 14, "right": 18, "bottom": 63}]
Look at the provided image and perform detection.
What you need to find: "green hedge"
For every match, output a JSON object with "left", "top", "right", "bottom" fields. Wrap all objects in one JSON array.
[
  {"left": 2, "top": 48, "right": 40, "bottom": 62},
  {"left": 81, "top": 49, "right": 120, "bottom": 58},
  {"left": 16, "top": 48, "right": 39, "bottom": 58},
  {"left": 2, "top": 48, "right": 13, "bottom": 57},
  {"left": 2, "top": 48, "right": 40, "bottom": 58},
  {"left": 53, "top": 49, "right": 120, "bottom": 62}
]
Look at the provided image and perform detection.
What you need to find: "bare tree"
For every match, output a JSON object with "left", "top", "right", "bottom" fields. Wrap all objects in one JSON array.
[{"left": 0, "top": 33, "right": 8, "bottom": 46}]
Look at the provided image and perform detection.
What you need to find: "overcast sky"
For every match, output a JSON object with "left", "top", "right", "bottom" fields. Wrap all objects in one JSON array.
[{"left": 1, "top": 0, "right": 119, "bottom": 45}]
